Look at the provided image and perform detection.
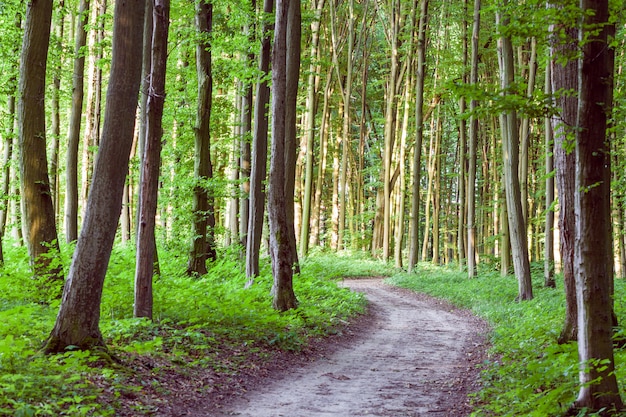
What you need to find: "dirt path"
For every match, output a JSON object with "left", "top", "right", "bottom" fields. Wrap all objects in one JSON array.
[{"left": 206, "top": 278, "right": 489, "bottom": 417}]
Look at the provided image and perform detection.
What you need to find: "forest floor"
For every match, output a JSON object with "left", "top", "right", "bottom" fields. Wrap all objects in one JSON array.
[{"left": 158, "top": 278, "right": 490, "bottom": 417}]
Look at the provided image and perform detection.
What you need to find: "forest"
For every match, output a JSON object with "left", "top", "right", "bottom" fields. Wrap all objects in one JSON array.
[{"left": 1, "top": 0, "right": 626, "bottom": 415}]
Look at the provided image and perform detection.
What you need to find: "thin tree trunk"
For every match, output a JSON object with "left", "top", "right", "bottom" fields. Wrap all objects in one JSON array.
[
  {"left": 187, "top": 0, "right": 216, "bottom": 276},
  {"left": 82, "top": 0, "right": 106, "bottom": 207},
  {"left": 65, "top": 0, "right": 90, "bottom": 243},
  {"left": 394, "top": 79, "right": 411, "bottom": 268},
  {"left": 497, "top": 6, "right": 532, "bottom": 300},
  {"left": 299, "top": 0, "right": 324, "bottom": 257},
  {"left": 518, "top": 37, "right": 537, "bottom": 225},
  {"left": 135, "top": 0, "right": 170, "bottom": 320},
  {"left": 466, "top": 0, "right": 480, "bottom": 278},
  {"left": 544, "top": 64, "right": 555, "bottom": 288},
  {"left": 382, "top": 0, "right": 400, "bottom": 262},
  {"left": 337, "top": 0, "right": 354, "bottom": 251},
  {"left": 408, "top": 0, "right": 429, "bottom": 271},
  {"left": 50, "top": 8, "right": 63, "bottom": 222},
  {"left": 312, "top": 69, "right": 332, "bottom": 248},
  {"left": 246, "top": 0, "right": 273, "bottom": 282},
  {"left": 239, "top": 9, "right": 254, "bottom": 251}
]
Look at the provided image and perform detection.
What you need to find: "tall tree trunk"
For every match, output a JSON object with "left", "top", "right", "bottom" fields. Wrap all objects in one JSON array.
[
  {"left": 239, "top": 8, "right": 255, "bottom": 251},
  {"left": 50, "top": 8, "right": 63, "bottom": 222},
  {"left": 382, "top": 0, "right": 400, "bottom": 262},
  {"left": 299, "top": 0, "right": 324, "bottom": 257},
  {"left": 65, "top": 0, "right": 90, "bottom": 243},
  {"left": 18, "top": 0, "right": 64, "bottom": 286},
  {"left": 572, "top": 0, "right": 622, "bottom": 410},
  {"left": 337, "top": 0, "right": 354, "bottom": 251},
  {"left": 456, "top": 0, "right": 468, "bottom": 268},
  {"left": 137, "top": 0, "right": 154, "bottom": 237},
  {"left": 187, "top": 0, "right": 216, "bottom": 276},
  {"left": 518, "top": 37, "right": 537, "bottom": 225},
  {"left": 312, "top": 69, "right": 332, "bottom": 248},
  {"left": 82, "top": 0, "right": 106, "bottom": 207},
  {"left": 268, "top": 0, "right": 298, "bottom": 311},
  {"left": 45, "top": 0, "right": 146, "bottom": 353},
  {"left": 466, "top": 0, "right": 480, "bottom": 278},
  {"left": 283, "top": 0, "right": 301, "bottom": 273},
  {"left": 135, "top": 0, "right": 170, "bottom": 320},
  {"left": 496, "top": 5, "right": 532, "bottom": 300},
  {"left": 394, "top": 79, "right": 411, "bottom": 268},
  {"left": 246, "top": 0, "right": 273, "bottom": 281},
  {"left": 544, "top": 64, "right": 555, "bottom": 288},
  {"left": 408, "top": 0, "right": 429, "bottom": 271},
  {"left": 550, "top": 15, "right": 578, "bottom": 344}
]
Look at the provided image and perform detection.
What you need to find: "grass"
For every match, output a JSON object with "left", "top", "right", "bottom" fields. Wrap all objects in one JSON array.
[
  {"left": 0, "top": 242, "right": 383, "bottom": 416},
  {"left": 4, "top": 241, "right": 626, "bottom": 416},
  {"left": 388, "top": 262, "right": 626, "bottom": 417}
]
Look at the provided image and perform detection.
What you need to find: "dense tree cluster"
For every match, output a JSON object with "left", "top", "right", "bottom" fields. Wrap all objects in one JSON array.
[{"left": 0, "top": 0, "right": 625, "bottom": 413}]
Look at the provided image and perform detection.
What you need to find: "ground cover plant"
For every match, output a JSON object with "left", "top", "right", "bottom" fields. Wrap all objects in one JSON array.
[
  {"left": 0, "top": 244, "right": 379, "bottom": 416},
  {"left": 388, "top": 263, "right": 626, "bottom": 417}
]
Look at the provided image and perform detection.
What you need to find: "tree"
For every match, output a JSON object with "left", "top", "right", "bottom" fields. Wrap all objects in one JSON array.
[
  {"left": 571, "top": 0, "right": 622, "bottom": 411},
  {"left": 465, "top": 0, "right": 480, "bottom": 278},
  {"left": 549, "top": 8, "right": 578, "bottom": 344},
  {"left": 246, "top": 0, "right": 273, "bottom": 282},
  {"left": 187, "top": 0, "right": 217, "bottom": 276},
  {"left": 496, "top": 3, "right": 532, "bottom": 300},
  {"left": 299, "top": 0, "right": 325, "bottom": 257},
  {"left": 17, "top": 0, "right": 64, "bottom": 285},
  {"left": 543, "top": 65, "right": 555, "bottom": 289},
  {"left": 135, "top": 0, "right": 170, "bottom": 320},
  {"left": 267, "top": 0, "right": 299, "bottom": 311},
  {"left": 65, "top": 0, "right": 90, "bottom": 243},
  {"left": 44, "top": 0, "right": 146, "bottom": 352}
]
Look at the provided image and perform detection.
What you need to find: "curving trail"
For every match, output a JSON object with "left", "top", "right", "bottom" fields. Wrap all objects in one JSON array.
[{"left": 206, "top": 278, "right": 488, "bottom": 417}]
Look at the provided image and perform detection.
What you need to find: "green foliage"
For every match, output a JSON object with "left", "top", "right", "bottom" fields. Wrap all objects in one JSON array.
[
  {"left": 388, "top": 264, "right": 626, "bottom": 416},
  {"left": 0, "top": 245, "right": 367, "bottom": 415}
]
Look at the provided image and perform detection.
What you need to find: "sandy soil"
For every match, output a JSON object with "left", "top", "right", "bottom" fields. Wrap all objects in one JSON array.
[{"left": 192, "top": 278, "right": 490, "bottom": 417}]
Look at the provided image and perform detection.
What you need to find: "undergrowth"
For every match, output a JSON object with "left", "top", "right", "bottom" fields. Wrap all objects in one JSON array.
[
  {"left": 388, "top": 262, "right": 626, "bottom": 417},
  {"left": 7, "top": 239, "right": 625, "bottom": 417},
  {"left": 0, "top": 241, "right": 376, "bottom": 416}
]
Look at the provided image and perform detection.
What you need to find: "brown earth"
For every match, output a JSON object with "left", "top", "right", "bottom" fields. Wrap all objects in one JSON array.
[{"left": 164, "top": 278, "right": 491, "bottom": 417}]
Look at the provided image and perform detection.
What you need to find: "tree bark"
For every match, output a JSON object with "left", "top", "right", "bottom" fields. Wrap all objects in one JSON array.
[
  {"left": 466, "top": 0, "right": 480, "bottom": 278},
  {"left": 268, "top": 0, "right": 298, "bottom": 311},
  {"left": 572, "top": 0, "right": 622, "bottom": 411},
  {"left": 408, "top": 0, "right": 429, "bottom": 271},
  {"left": 187, "top": 0, "right": 216, "bottom": 276},
  {"left": 65, "top": 0, "right": 90, "bottom": 243},
  {"left": 544, "top": 64, "right": 555, "bottom": 288},
  {"left": 82, "top": 0, "right": 106, "bottom": 207},
  {"left": 382, "top": 0, "right": 400, "bottom": 262},
  {"left": 549, "top": 18, "right": 578, "bottom": 344},
  {"left": 496, "top": 6, "right": 532, "bottom": 300},
  {"left": 135, "top": 0, "right": 170, "bottom": 320},
  {"left": 45, "top": 0, "right": 145, "bottom": 352},
  {"left": 283, "top": 0, "right": 301, "bottom": 273},
  {"left": 299, "top": 0, "right": 324, "bottom": 257},
  {"left": 18, "top": 0, "right": 64, "bottom": 286},
  {"left": 246, "top": 0, "right": 273, "bottom": 282}
]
